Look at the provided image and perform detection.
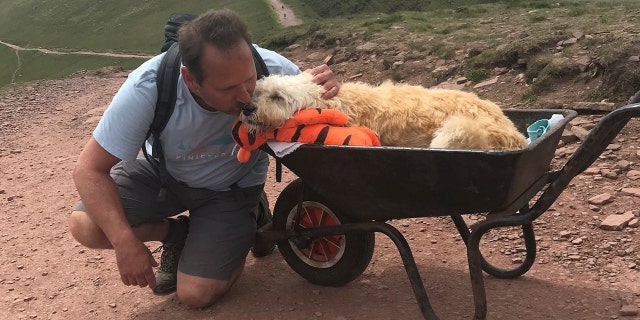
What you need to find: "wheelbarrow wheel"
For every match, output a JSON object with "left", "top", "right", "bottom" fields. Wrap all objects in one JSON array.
[{"left": 273, "top": 179, "right": 375, "bottom": 287}]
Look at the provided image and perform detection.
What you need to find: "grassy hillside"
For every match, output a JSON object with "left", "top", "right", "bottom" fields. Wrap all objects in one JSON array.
[
  {"left": 1, "top": 0, "right": 639, "bottom": 98},
  {"left": 0, "top": 0, "right": 291, "bottom": 89},
  {"left": 0, "top": 0, "right": 283, "bottom": 53},
  {"left": 262, "top": 0, "right": 639, "bottom": 104}
]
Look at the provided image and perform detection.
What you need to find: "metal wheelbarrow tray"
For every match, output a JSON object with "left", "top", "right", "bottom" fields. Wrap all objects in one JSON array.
[{"left": 259, "top": 104, "right": 640, "bottom": 320}]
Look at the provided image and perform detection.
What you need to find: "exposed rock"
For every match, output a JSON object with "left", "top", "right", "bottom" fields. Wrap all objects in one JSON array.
[
  {"left": 568, "top": 101, "right": 617, "bottom": 112},
  {"left": 356, "top": 42, "right": 378, "bottom": 52},
  {"left": 599, "top": 212, "right": 635, "bottom": 231},
  {"left": 587, "top": 193, "right": 613, "bottom": 205},
  {"left": 619, "top": 304, "right": 639, "bottom": 316},
  {"left": 570, "top": 126, "right": 590, "bottom": 140},
  {"left": 620, "top": 188, "right": 640, "bottom": 197},
  {"left": 473, "top": 77, "right": 499, "bottom": 88}
]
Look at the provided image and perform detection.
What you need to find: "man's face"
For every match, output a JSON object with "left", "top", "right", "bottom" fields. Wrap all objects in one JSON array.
[{"left": 182, "top": 41, "right": 257, "bottom": 115}]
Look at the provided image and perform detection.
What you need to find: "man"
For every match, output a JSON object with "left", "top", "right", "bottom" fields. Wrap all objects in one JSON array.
[{"left": 68, "top": 9, "right": 339, "bottom": 308}]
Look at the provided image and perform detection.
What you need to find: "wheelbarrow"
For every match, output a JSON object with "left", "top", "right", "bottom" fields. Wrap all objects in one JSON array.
[{"left": 257, "top": 102, "right": 640, "bottom": 320}]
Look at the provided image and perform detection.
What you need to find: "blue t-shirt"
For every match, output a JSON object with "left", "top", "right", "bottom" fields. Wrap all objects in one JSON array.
[{"left": 93, "top": 45, "right": 300, "bottom": 191}]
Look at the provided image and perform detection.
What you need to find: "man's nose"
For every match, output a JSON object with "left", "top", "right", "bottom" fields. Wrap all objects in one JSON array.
[
  {"left": 237, "top": 84, "right": 252, "bottom": 104},
  {"left": 242, "top": 103, "right": 256, "bottom": 116}
]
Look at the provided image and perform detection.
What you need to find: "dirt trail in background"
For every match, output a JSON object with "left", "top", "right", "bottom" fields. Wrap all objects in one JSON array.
[
  {"left": 0, "top": 40, "right": 153, "bottom": 59},
  {"left": 268, "top": 0, "right": 303, "bottom": 26}
]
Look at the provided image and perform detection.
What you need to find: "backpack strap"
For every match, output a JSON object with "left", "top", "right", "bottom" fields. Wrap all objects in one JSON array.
[
  {"left": 250, "top": 44, "right": 269, "bottom": 79},
  {"left": 144, "top": 41, "right": 271, "bottom": 201},
  {"left": 143, "top": 42, "right": 181, "bottom": 201}
]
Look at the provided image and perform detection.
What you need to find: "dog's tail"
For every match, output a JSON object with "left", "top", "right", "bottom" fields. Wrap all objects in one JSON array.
[{"left": 429, "top": 116, "right": 526, "bottom": 150}]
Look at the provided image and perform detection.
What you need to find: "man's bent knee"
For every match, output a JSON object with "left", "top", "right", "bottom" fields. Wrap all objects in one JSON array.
[
  {"left": 176, "top": 273, "right": 233, "bottom": 308},
  {"left": 68, "top": 210, "right": 111, "bottom": 249}
]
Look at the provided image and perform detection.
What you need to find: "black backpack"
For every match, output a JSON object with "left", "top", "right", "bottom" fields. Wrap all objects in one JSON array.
[{"left": 143, "top": 13, "right": 270, "bottom": 200}]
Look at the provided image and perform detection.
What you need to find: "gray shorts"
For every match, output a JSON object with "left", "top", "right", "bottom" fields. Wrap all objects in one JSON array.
[{"left": 75, "top": 158, "right": 263, "bottom": 280}]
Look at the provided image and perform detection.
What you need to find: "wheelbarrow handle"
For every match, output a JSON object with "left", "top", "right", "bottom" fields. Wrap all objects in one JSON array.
[
  {"left": 530, "top": 103, "right": 640, "bottom": 218},
  {"left": 567, "top": 103, "right": 640, "bottom": 174}
]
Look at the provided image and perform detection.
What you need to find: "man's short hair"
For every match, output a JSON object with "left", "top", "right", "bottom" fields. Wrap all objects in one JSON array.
[{"left": 178, "top": 9, "right": 253, "bottom": 83}]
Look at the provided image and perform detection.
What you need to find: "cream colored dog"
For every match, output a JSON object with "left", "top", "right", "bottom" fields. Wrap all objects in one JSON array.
[{"left": 240, "top": 73, "right": 527, "bottom": 150}]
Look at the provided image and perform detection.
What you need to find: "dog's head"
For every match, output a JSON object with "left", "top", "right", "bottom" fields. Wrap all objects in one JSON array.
[{"left": 239, "top": 73, "right": 325, "bottom": 133}]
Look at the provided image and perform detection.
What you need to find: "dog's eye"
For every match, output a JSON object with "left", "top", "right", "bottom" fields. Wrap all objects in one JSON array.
[{"left": 269, "top": 93, "right": 284, "bottom": 101}]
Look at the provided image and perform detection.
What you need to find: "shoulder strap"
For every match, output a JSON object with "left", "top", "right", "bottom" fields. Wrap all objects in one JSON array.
[
  {"left": 151, "top": 42, "right": 182, "bottom": 136},
  {"left": 142, "top": 42, "right": 181, "bottom": 200},
  {"left": 250, "top": 44, "right": 270, "bottom": 79}
]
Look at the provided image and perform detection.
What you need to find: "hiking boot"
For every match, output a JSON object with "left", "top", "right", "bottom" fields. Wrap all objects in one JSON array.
[
  {"left": 251, "top": 191, "right": 276, "bottom": 258},
  {"left": 152, "top": 215, "right": 189, "bottom": 295}
]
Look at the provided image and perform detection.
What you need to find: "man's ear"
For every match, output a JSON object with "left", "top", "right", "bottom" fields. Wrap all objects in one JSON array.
[{"left": 181, "top": 66, "right": 200, "bottom": 94}]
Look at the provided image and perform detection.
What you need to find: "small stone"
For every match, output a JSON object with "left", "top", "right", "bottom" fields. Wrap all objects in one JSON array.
[
  {"left": 627, "top": 170, "right": 640, "bottom": 180},
  {"left": 620, "top": 304, "right": 639, "bottom": 316},
  {"left": 108, "top": 303, "right": 116, "bottom": 308},
  {"left": 599, "top": 212, "right": 635, "bottom": 231},
  {"left": 620, "top": 188, "right": 640, "bottom": 197},
  {"left": 455, "top": 77, "right": 468, "bottom": 84},
  {"left": 583, "top": 167, "right": 600, "bottom": 175},
  {"left": 606, "top": 143, "right": 622, "bottom": 151},
  {"left": 571, "top": 126, "right": 590, "bottom": 140},
  {"left": 473, "top": 77, "right": 498, "bottom": 88},
  {"left": 614, "top": 160, "right": 630, "bottom": 170},
  {"left": 588, "top": 193, "right": 613, "bottom": 205}
]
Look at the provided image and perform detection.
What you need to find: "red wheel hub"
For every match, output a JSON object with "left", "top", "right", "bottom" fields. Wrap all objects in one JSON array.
[{"left": 297, "top": 205, "right": 343, "bottom": 262}]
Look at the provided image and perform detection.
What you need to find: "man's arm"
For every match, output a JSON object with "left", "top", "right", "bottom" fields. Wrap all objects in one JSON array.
[{"left": 73, "top": 137, "right": 158, "bottom": 288}]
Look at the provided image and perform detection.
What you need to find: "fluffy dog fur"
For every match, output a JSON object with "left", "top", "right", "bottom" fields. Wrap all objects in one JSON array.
[{"left": 240, "top": 73, "right": 527, "bottom": 150}]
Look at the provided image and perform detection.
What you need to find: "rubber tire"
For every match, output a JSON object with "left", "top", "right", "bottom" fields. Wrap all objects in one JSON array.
[{"left": 273, "top": 178, "right": 375, "bottom": 287}]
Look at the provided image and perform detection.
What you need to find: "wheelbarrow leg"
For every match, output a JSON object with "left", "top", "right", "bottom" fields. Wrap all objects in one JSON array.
[
  {"left": 296, "top": 222, "right": 441, "bottom": 319},
  {"left": 375, "top": 223, "right": 441, "bottom": 320},
  {"left": 466, "top": 230, "right": 488, "bottom": 320}
]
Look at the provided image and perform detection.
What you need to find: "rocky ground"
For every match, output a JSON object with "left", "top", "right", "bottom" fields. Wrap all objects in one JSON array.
[{"left": 1, "top": 5, "right": 640, "bottom": 319}]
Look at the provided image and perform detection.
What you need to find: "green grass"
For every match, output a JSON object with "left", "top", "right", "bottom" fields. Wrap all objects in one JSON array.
[
  {"left": 0, "top": 0, "right": 283, "bottom": 89},
  {"left": 0, "top": 0, "right": 280, "bottom": 53},
  {"left": 0, "top": 50, "right": 144, "bottom": 88},
  {"left": 1, "top": 0, "right": 640, "bottom": 91},
  {"left": 0, "top": 45, "right": 17, "bottom": 85}
]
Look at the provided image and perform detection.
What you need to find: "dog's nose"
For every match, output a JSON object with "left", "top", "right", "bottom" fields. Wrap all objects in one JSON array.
[{"left": 241, "top": 103, "right": 256, "bottom": 116}]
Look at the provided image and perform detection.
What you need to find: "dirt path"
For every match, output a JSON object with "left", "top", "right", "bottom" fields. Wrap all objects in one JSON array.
[
  {"left": 0, "top": 70, "right": 639, "bottom": 320},
  {"left": 0, "top": 40, "right": 153, "bottom": 59},
  {"left": 268, "top": 0, "right": 303, "bottom": 27}
]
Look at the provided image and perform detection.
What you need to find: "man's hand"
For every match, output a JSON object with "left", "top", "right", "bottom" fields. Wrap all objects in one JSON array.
[
  {"left": 113, "top": 236, "right": 159, "bottom": 288},
  {"left": 304, "top": 64, "right": 340, "bottom": 100}
]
